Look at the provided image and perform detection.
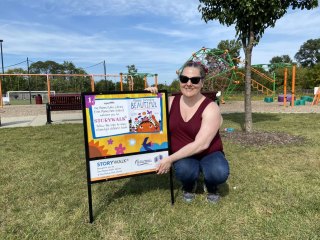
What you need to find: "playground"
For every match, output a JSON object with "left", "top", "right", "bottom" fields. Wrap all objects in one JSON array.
[
  {"left": 1, "top": 98, "right": 319, "bottom": 128},
  {"left": 1, "top": 78, "right": 319, "bottom": 240},
  {"left": 1, "top": 112, "right": 319, "bottom": 239},
  {"left": 0, "top": 48, "right": 319, "bottom": 239}
]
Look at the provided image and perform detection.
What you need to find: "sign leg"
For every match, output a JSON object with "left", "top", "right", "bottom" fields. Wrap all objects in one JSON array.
[
  {"left": 87, "top": 183, "right": 94, "bottom": 223},
  {"left": 170, "top": 168, "right": 175, "bottom": 205}
]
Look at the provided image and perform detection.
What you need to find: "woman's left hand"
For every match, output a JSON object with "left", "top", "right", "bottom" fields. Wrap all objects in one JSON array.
[
  {"left": 145, "top": 87, "right": 158, "bottom": 94},
  {"left": 156, "top": 158, "right": 172, "bottom": 175}
]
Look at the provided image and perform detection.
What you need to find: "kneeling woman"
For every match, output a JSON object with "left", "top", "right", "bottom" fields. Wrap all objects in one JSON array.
[{"left": 147, "top": 60, "right": 229, "bottom": 203}]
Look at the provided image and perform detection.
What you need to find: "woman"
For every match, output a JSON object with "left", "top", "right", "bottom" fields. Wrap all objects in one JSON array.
[{"left": 147, "top": 60, "right": 229, "bottom": 203}]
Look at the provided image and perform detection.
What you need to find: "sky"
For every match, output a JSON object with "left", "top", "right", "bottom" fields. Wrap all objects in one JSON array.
[{"left": 0, "top": 0, "right": 320, "bottom": 84}]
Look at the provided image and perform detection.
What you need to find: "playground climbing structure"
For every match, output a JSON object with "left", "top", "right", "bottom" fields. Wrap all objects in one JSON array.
[
  {"left": 312, "top": 87, "right": 320, "bottom": 105},
  {"left": 237, "top": 63, "right": 296, "bottom": 98},
  {"left": 178, "top": 47, "right": 239, "bottom": 99},
  {"left": 236, "top": 67, "right": 275, "bottom": 96}
]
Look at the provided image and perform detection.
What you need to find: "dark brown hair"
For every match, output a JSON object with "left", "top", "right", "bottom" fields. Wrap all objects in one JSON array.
[{"left": 180, "top": 60, "right": 207, "bottom": 79}]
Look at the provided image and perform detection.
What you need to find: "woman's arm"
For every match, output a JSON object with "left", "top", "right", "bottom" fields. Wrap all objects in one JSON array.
[
  {"left": 157, "top": 102, "right": 222, "bottom": 174},
  {"left": 145, "top": 87, "right": 174, "bottom": 111}
]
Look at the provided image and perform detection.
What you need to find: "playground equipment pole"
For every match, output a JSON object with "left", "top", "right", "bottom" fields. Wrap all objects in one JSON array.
[
  {"left": 0, "top": 79, "right": 3, "bottom": 107},
  {"left": 90, "top": 75, "right": 95, "bottom": 92},
  {"left": 273, "top": 72, "right": 276, "bottom": 98},
  {"left": 155, "top": 74, "right": 158, "bottom": 88},
  {"left": 291, "top": 65, "right": 296, "bottom": 107},
  {"left": 284, "top": 68, "right": 288, "bottom": 107},
  {"left": 120, "top": 73, "right": 123, "bottom": 91},
  {"left": 0, "top": 40, "right": 4, "bottom": 83},
  {"left": 27, "top": 57, "right": 32, "bottom": 104},
  {"left": 144, "top": 75, "right": 147, "bottom": 89},
  {"left": 47, "top": 75, "right": 51, "bottom": 104},
  {"left": 0, "top": 40, "right": 4, "bottom": 108}
]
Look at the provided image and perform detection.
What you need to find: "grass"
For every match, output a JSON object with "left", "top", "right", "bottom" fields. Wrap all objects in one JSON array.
[
  {"left": 1, "top": 113, "right": 320, "bottom": 239},
  {"left": 225, "top": 92, "right": 315, "bottom": 101}
]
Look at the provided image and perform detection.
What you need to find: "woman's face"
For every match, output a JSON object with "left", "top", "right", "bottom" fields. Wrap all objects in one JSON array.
[{"left": 180, "top": 66, "right": 203, "bottom": 98}]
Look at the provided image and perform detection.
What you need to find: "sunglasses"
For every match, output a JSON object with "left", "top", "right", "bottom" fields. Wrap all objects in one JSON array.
[{"left": 179, "top": 75, "right": 202, "bottom": 84}]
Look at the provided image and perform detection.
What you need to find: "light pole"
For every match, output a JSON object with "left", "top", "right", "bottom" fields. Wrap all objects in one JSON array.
[{"left": 0, "top": 40, "right": 4, "bottom": 82}]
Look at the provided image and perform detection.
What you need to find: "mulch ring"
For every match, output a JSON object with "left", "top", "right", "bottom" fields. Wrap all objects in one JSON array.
[{"left": 221, "top": 130, "right": 306, "bottom": 147}]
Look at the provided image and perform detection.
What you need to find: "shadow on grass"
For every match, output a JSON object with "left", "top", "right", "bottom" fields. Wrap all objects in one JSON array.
[
  {"left": 222, "top": 113, "right": 282, "bottom": 130},
  {"left": 93, "top": 171, "right": 230, "bottom": 218},
  {"left": 194, "top": 176, "right": 230, "bottom": 197},
  {"left": 93, "top": 173, "right": 178, "bottom": 217},
  {"left": 1, "top": 120, "right": 31, "bottom": 126}
]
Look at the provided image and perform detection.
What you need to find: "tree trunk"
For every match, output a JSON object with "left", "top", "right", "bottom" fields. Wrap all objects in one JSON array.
[{"left": 243, "top": 30, "right": 254, "bottom": 133}]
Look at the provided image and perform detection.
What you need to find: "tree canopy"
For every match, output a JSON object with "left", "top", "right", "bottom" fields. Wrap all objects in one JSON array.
[
  {"left": 126, "top": 64, "right": 145, "bottom": 90},
  {"left": 198, "top": 0, "right": 318, "bottom": 132},
  {"left": 270, "top": 55, "right": 293, "bottom": 65},
  {"left": 199, "top": 1, "right": 318, "bottom": 48},
  {"left": 215, "top": 39, "right": 242, "bottom": 66},
  {"left": 29, "top": 61, "right": 86, "bottom": 74},
  {"left": 295, "top": 38, "right": 320, "bottom": 67}
]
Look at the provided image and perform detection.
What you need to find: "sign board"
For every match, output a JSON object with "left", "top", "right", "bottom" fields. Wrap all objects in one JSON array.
[{"left": 82, "top": 91, "right": 170, "bottom": 182}]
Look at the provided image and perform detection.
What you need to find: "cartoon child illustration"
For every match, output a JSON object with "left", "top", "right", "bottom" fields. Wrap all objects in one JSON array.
[{"left": 137, "top": 115, "right": 160, "bottom": 133}]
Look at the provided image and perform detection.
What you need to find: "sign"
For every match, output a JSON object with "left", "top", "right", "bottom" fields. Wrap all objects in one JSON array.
[{"left": 82, "top": 91, "right": 170, "bottom": 182}]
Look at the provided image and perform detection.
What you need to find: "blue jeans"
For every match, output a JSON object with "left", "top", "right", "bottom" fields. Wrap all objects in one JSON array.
[{"left": 173, "top": 151, "right": 229, "bottom": 193}]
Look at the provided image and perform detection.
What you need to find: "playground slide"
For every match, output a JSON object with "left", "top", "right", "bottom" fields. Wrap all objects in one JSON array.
[
  {"left": 237, "top": 72, "right": 274, "bottom": 96},
  {"left": 251, "top": 67, "right": 275, "bottom": 83}
]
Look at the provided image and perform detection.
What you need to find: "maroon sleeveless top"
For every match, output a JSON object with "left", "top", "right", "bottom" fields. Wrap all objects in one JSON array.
[{"left": 169, "top": 95, "right": 223, "bottom": 158}]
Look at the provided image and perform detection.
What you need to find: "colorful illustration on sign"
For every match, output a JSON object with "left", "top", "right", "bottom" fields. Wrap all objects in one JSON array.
[
  {"left": 84, "top": 93, "right": 168, "bottom": 159},
  {"left": 88, "top": 140, "right": 109, "bottom": 158},
  {"left": 130, "top": 111, "right": 160, "bottom": 133}
]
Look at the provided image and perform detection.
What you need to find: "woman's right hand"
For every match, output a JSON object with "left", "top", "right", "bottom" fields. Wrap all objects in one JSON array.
[{"left": 144, "top": 87, "right": 158, "bottom": 94}]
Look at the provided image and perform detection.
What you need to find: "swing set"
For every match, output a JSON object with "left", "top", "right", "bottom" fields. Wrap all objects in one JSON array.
[{"left": 0, "top": 72, "right": 158, "bottom": 107}]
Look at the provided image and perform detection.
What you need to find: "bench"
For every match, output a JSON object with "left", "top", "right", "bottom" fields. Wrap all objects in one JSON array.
[
  {"left": 171, "top": 91, "right": 219, "bottom": 105},
  {"left": 46, "top": 94, "right": 82, "bottom": 124}
]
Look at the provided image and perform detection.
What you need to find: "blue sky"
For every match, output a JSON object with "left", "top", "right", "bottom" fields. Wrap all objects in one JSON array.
[{"left": 1, "top": 0, "right": 320, "bottom": 84}]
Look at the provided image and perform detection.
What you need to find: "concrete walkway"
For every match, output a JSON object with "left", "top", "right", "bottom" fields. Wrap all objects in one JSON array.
[
  {"left": 0, "top": 112, "right": 83, "bottom": 128},
  {"left": 1, "top": 100, "right": 319, "bottom": 128}
]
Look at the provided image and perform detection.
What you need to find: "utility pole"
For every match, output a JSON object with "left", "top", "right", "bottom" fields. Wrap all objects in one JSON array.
[
  {"left": 103, "top": 60, "right": 107, "bottom": 81},
  {"left": 103, "top": 60, "right": 107, "bottom": 90},
  {"left": 0, "top": 40, "right": 4, "bottom": 82},
  {"left": 27, "top": 57, "right": 31, "bottom": 104}
]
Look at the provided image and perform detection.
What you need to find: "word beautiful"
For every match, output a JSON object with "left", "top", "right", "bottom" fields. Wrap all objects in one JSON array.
[{"left": 131, "top": 99, "right": 158, "bottom": 110}]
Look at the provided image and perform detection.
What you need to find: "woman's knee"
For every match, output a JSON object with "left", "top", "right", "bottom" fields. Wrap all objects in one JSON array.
[
  {"left": 174, "top": 158, "right": 200, "bottom": 182},
  {"left": 201, "top": 152, "right": 229, "bottom": 184}
]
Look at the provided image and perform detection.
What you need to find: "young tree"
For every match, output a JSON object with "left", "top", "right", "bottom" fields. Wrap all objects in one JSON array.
[
  {"left": 217, "top": 39, "right": 242, "bottom": 66},
  {"left": 126, "top": 64, "right": 145, "bottom": 90},
  {"left": 305, "top": 62, "right": 320, "bottom": 87},
  {"left": 268, "top": 55, "right": 293, "bottom": 73},
  {"left": 95, "top": 79, "right": 116, "bottom": 92},
  {"left": 270, "top": 55, "right": 293, "bottom": 65},
  {"left": 295, "top": 38, "right": 320, "bottom": 67},
  {"left": 169, "top": 79, "right": 181, "bottom": 93},
  {"left": 198, "top": 0, "right": 318, "bottom": 132},
  {"left": 3, "top": 68, "right": 27, "bottom": 92}
]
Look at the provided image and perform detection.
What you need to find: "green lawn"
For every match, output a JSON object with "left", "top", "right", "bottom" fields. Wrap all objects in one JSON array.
[{"left": 1, "top": 113, "right": 319, "bottom": 239}]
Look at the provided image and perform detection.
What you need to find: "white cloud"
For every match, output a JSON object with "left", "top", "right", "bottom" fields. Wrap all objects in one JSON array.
[
  {"left": 1, "top": 1, "right": 320, "bottom": 84},
  {"left": 267, "top": 8, "right": 320, "bottom": 37},
  {"left": 0, "top": 19, "right": 190, "bottom": 80},
  {"left": 16, "top": 0, "right": 203, "bottom": 24},
  {"left": 134, "top": 24, "right": 199, "bottom": 39}
]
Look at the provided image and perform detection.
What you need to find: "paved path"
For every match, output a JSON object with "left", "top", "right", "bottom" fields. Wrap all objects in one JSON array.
[
  {"left": 0, "top": 101, "right": 319, "bottom": 128},
  {"left": 0, "top": 113, "right": 82, "bottom": 128},
  {"left": 0, "top": 105, "right": 82, "bottom": 128}
]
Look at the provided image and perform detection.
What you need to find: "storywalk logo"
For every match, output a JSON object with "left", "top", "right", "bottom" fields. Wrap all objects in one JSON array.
[
  {"left": 135, "top": 154, "right": 164, "bottom": 166},
  {"left": 97, "top": 158, "right": 129, "bottom": 167}
]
